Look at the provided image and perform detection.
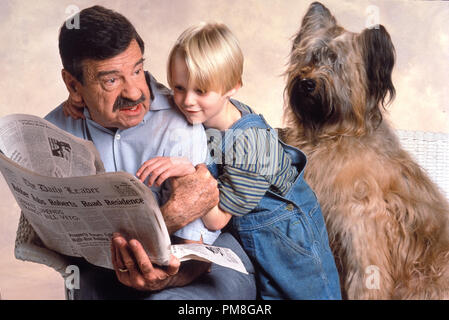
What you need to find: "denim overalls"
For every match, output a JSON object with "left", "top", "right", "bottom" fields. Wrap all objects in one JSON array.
[{"left": 207, "top": 101, "right": 341, "bottom": 300}]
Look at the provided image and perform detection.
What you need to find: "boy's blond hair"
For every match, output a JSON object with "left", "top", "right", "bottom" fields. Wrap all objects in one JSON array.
[{"left": 167, "top": 22, "right": 243, "bottom": 94}]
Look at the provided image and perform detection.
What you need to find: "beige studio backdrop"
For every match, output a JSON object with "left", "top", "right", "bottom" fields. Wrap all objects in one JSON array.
[{"left": 0, "top": 0, "right": 448, "bottom": 299}]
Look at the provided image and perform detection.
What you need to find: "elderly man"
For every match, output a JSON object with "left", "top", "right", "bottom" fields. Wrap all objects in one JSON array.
[{"left": 38, "top": 5, "right": 255, "bottom": 299}]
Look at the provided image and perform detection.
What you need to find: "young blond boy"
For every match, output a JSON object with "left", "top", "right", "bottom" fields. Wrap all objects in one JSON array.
[{"left": 138, "top": 23, "right": 341, "bottom": 299}]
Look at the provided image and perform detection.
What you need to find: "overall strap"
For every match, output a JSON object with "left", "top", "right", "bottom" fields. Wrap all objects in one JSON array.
[
  {"left": 223, "top": 113, "right": 273, "bottom": 150},
  {"left": 230, "top": 103, "right": 307, "bottom": 175},
  {"left": 228, "top": 99, "right": 271, "bottom": 130},
  {"left": 207, "top": 112, "right": 273, "bottom": 179}
]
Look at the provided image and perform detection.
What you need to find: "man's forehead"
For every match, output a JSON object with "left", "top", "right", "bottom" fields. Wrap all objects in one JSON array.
[{"left": 83, "top": 40, "right": 144, "bottom": 78}]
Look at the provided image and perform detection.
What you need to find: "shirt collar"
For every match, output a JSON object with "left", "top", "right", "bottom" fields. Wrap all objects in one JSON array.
[{"left": 146, "top": 71, "right": 173, "bottom": 111}]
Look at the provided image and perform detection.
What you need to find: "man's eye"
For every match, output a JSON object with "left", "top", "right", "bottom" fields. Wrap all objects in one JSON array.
[
  {"left": 134, "top": 68, "right": 142, "bottom": 75},
  {"left": 174, "top": 86, "right": 185, "bottom": 92},
  {"left": 105, "top": 78, "right": 116, "bottom": 85}
]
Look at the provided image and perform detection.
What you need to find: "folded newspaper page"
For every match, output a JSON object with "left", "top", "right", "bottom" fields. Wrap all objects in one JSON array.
[
  {"left": 0, "top": 114, "right": 247, "bottom": 274},
  {"left": 171, "top": 243, "right": 248, "bottom": 274}
]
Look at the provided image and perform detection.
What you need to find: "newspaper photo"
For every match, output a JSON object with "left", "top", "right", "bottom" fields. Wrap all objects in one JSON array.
[{"left": 0, "top": 114, "right": 247, "bottom": 274}]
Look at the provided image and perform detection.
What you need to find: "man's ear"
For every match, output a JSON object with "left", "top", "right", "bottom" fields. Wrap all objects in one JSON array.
[{"left": 61, "top": 69, "right": 84, "bottom": 106}]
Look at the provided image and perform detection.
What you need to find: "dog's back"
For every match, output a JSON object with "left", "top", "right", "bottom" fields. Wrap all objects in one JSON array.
[
  {"left": 282, "top": 122, "right": 449, "bottom": 299},
  {"left": 281, "top": 2, "right": 449, "bottom": 299}
]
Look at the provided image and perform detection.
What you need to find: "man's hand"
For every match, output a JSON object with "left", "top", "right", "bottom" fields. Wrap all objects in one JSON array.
[
  {"left": 111, "top": 233, "right": 211, "bottom": 291},
  {"left": 111, "top": 233, "right": 180, "bottom": 291},
  {"left": 162, "top": 164, "right": 219, "bottom": 234},
  {"left": 62, "top": 96, "right": 86, "bottom": 120}
]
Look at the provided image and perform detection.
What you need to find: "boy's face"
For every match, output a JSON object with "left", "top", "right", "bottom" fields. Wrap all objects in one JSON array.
[{"left": 171, "top": 55, "right": 236, "bottom": 130}]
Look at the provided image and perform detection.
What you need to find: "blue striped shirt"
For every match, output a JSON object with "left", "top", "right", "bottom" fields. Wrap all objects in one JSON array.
[{"left": 207, "top": 102, "right": 298, "bottom": 216}]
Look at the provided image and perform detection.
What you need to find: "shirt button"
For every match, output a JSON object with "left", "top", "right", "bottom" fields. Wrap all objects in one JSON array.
[{"left": 116, "top": 134, "right": 121, "bottom": 140}]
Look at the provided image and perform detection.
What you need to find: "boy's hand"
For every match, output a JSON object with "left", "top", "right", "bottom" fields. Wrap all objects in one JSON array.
[{"left": 136, "top": 157, "right": 195, "bottom": 187}]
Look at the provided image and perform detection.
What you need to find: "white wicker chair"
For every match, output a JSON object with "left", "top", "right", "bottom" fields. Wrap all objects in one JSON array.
[{"left": 397, "top": 130, "right": 449, "bottom": 200}]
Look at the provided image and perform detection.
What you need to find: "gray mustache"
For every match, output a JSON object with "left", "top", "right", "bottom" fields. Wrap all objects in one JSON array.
[{"left": 113, "top": 94, "right": 146, "bottom": 112}]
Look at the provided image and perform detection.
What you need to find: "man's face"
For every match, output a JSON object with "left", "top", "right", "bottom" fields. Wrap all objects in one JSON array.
[{"left": 79, "top": 39, "right": 150, "bottom": 130}]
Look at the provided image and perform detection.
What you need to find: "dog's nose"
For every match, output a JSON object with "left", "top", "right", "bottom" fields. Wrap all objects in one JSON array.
[{"left": 301, "top": 79, "right": 316, "bottom": 92}]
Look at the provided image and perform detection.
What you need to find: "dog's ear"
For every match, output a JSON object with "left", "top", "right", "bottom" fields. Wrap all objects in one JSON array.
[
  {"left": 293, "top": 2, "right": 337, "bottom": 47},
  {"left": 359, "top": 25, "right": 396, "bottom": 108}
]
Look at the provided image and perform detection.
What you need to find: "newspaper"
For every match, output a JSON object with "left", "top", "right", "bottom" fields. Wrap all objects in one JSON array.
[{"left": 0, "top": 114, "right": 247, "bottom": 274}]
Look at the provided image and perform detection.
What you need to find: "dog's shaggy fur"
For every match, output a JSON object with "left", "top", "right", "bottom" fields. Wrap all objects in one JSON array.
[{"left": 280, "top": 2, "right": 449, "bottom": 299}]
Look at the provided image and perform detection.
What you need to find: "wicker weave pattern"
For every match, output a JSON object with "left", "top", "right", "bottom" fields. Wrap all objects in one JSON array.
[{"left": 397, "top": 130, "right": 449, "bottom": 200}]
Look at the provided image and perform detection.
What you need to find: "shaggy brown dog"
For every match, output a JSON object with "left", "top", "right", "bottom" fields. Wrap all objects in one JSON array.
[{"left": 280, "top": 2, "right": 449, "bottom": 299}]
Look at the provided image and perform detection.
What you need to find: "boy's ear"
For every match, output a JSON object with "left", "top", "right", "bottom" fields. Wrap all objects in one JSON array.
[
  {"left": 224, "top": 82, "right": 242, "bottom": 99},
  {"left": 61, "top": 69, "right": 85, "bottom": 106}
]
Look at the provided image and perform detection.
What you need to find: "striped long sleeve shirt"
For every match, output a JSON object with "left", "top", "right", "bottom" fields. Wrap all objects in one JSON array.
[{"left": 207, "top": 102, "right": 299, "bottom": 217}]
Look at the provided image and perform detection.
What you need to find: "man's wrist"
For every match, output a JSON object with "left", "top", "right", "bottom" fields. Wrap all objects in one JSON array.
[
  {"left": 161, "top": 196, "right": 206, "bottom": 234},
  {"left": 161, "top": 200, "right": 181, "bottom": 234}
]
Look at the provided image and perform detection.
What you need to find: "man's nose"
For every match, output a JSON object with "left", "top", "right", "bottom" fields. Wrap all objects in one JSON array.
[{"left": 121, "top": 78, "right": 142, "bottom": 101}]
